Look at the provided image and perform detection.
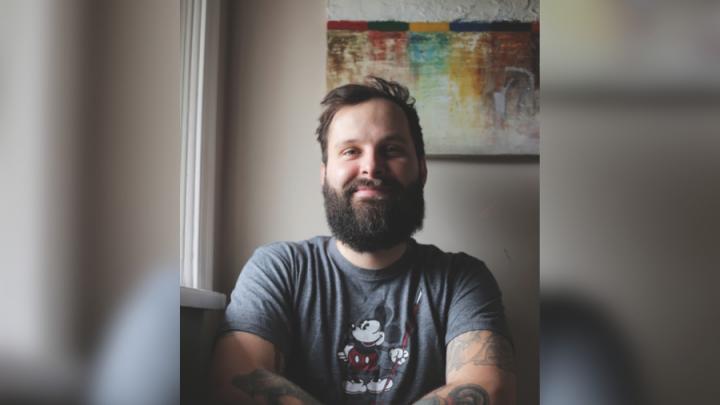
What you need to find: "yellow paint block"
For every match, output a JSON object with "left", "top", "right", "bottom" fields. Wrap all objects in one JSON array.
[{"left": 409, "top": 22, "right": 449, "bottom": 32}]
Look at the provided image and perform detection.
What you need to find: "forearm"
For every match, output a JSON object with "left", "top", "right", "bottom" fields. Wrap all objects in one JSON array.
[
  {"left": 413, "top": 381, "right": 514, "bottom": 405},
  {"left": 421, "top": 330, "right": 517, "bottom": 404},
  {"left": 215, "top": 368, "right": 323, "bottom": 405}
]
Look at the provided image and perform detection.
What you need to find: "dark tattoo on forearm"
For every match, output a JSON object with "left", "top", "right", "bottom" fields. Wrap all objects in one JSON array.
[
  {"left": 231, "top": 369, "right": 321, "bottom": 405},
  {"left": 448, "top": 384, "right": 490, "bottom": 404},
  {"left": 414, "top": 384, "right": 490, "bottom": 405},
  {"left": 447, "top": 331, "right": 516, "bottom": 374}
]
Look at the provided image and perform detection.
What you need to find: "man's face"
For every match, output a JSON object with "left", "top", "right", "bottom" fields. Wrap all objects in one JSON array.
[{"left": 321, "top": 98, "right": 427, "bottom": 252}]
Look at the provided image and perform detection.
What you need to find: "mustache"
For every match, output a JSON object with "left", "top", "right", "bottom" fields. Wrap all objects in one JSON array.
[{"left": 343, "top": 178, "right": 403, "bottom": 197}]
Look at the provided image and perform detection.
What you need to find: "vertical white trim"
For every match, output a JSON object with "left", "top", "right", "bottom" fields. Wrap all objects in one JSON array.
[
  {"left": 191, "top": 0, "right": 207, "bottom": 288},
  {"left": 180, "top": 0, "right": 221, "bottom": 290}
]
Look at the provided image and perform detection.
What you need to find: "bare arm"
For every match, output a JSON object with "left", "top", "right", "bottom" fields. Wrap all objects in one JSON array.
[
  {"left": 209, "top": 331, "right": 322, "bottom": 405},
  {"left": 413, "top": 330, "right": 517, "bottom": 405}
]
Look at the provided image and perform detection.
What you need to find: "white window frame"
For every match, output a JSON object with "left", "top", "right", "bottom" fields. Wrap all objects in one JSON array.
[{"left": 180, "top": 0, "right": 222, "bottom": 293}]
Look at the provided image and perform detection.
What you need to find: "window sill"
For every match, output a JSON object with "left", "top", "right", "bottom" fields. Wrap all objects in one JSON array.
[{"left": 180, "top": 286, "right": 226, "bottom": 310}]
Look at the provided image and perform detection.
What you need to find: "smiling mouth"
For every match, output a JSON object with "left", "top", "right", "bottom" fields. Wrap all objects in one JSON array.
[
  {"left": 353, "top": 186, "right": 391, "bottom": 198},
  {"left": 356, "top": 188, "right": 384, "bottom": 194}
]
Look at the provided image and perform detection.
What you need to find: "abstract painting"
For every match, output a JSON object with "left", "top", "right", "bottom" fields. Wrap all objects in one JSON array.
[{"left": 326, "top": 0, "right": 539, "bottom": 156}]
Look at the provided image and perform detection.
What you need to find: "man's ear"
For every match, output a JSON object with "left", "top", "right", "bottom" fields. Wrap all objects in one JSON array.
[{"left": 320, "top": 163, "right": 326, "bottom": 186}]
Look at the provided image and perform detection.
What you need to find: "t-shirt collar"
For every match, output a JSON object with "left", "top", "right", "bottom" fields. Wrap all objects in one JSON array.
[{"left": 328, "top": 237, "right": 417, "bottom": 281}]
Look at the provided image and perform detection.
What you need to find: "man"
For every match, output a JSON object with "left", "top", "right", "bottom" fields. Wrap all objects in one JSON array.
[{"left": 210, "top": 77, "right": 516, "bottom": 404}]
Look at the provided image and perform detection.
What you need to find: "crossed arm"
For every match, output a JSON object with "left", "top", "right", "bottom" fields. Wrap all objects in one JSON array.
[
  {"left": 413, "top": 330, "right": 517, "bottom": 404},
  {"left": 209, "top": 332, "right": 322, "bottom": 405},
  {"left": 209, "top": 330, "right": 515, "bottom": 405}
]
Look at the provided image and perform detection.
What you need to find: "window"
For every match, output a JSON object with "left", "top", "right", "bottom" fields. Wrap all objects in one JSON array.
[{"left": 180, "top": 0, "right": 223, "bottom": 292}]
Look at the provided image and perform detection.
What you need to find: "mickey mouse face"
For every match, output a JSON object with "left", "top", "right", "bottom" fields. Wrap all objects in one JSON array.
[{"left": 351, "top": 319, "right": 385, "bottom": 346}]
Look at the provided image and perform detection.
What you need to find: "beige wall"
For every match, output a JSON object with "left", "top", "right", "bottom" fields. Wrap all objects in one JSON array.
[
  {"left": 541, "top": 99, "right": 720, "bottom": 405},
  {"left": 80, "top": 0, "right": 181, "bottom": 349},
  {"left": 218, "top": 1, "right": 538, "bottom": 403},
  {"left": 0, "top": 0, "right": 181, "bottom": 357},
  {"left": 0, "top": 1, "right": 181, "bottom": 400},
  {"left": 1, "top": 0, "right": 88, "bottom": 363}
]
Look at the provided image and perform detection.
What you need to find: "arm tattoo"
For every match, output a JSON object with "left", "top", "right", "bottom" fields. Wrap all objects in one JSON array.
[
  {"left": 447, "top": 331, "right": 516, "bottom": 374},
  {"left": 414, "top": 384, "right": 490, "bottom": 405},
  {"left": 231, "top": 369, "right": 321, "bottom": 405}
]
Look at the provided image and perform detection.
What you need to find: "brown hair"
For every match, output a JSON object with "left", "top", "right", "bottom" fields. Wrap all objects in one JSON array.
[{"left": 316, "top": 76, "right": 425, "bottom": 163}]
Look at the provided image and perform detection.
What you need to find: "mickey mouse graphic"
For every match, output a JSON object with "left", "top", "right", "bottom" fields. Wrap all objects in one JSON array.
[{"left": 337, "top": 306, "right": 410, "bottom": 394}]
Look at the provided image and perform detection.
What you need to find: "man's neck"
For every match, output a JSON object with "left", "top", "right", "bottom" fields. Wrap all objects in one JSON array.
[{"left": 335, "top": 239, "right": 408, "bottom": 270}]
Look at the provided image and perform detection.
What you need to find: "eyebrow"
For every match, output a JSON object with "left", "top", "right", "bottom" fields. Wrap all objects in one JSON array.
[{"left": 333, "top": 134, "right": 410, "bottom": 149}]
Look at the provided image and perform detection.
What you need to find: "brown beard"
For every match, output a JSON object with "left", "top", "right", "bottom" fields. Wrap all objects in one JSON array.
[{"left": 322, "top": 176, "right": 424, "bottom": 253}]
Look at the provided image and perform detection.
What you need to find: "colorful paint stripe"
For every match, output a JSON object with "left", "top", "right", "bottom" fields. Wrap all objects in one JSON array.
[
  {"left": 449, "top": 21, "right": 533, "bottom": 32},
  {"left": 409, "top": 22, "right": 449, "bottom": 32},
  {"left": 367, "top": 21, "right": 409, "bottom": 31},
  {"left": 327, "top": 20, "right": 368, "bottom": 30},
  {"left": 328, "top": 20, "right": 537, "bottom": 33}
]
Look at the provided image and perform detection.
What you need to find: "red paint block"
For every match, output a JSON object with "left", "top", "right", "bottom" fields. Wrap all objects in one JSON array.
[
  {"left": 327, "top": 20, "right": 368, "bottom": 31},
  {"left": 531, "top": 21, "right": 540, "bottom": 33}
]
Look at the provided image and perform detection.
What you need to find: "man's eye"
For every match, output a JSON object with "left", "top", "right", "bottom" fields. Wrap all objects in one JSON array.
[
  {"left": 384, "top": 145, "right": 404, "bottom": 155},
  {"left": 341, "top": 148, "right": 358, "bottom": 157}
]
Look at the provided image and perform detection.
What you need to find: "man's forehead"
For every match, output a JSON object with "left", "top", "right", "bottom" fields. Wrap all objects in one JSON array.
[
  {"left": 327, "top": 98, "right": 412, "bottom": 144},
  {"left": 333, "top": 98, "right": 404, "bottom": 120}
]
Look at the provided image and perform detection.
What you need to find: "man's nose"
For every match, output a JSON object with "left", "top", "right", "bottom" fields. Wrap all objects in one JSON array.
[{"left": 359, "top": 150, "right": 386, "bottom": 178}]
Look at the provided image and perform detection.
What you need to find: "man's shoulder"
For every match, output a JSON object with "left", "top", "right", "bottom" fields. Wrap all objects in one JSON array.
[{"left": 413, "top": 240, "right": 489, "bottom": 271}]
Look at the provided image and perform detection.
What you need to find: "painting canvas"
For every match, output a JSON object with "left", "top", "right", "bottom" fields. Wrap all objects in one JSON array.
[{"left": 326, "top": 0, "right": 539, "bottom": 156}]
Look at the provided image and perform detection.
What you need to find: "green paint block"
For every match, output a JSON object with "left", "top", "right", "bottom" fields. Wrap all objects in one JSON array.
[{"left": 368, "top": 21, "right": 409, "bottom": 31}]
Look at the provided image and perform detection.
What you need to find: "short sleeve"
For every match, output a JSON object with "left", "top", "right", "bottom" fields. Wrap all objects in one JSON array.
[
  {"left": 219, "top": 244, "right": 295, "bottom": 354},
  {"left": 445, "top": 254, "right": 512, "bottom": 346}
]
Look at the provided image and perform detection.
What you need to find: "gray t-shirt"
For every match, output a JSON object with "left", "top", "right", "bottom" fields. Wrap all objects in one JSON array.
[{"left": 221, "top": 236, "right": 509, "bottom": 404}]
